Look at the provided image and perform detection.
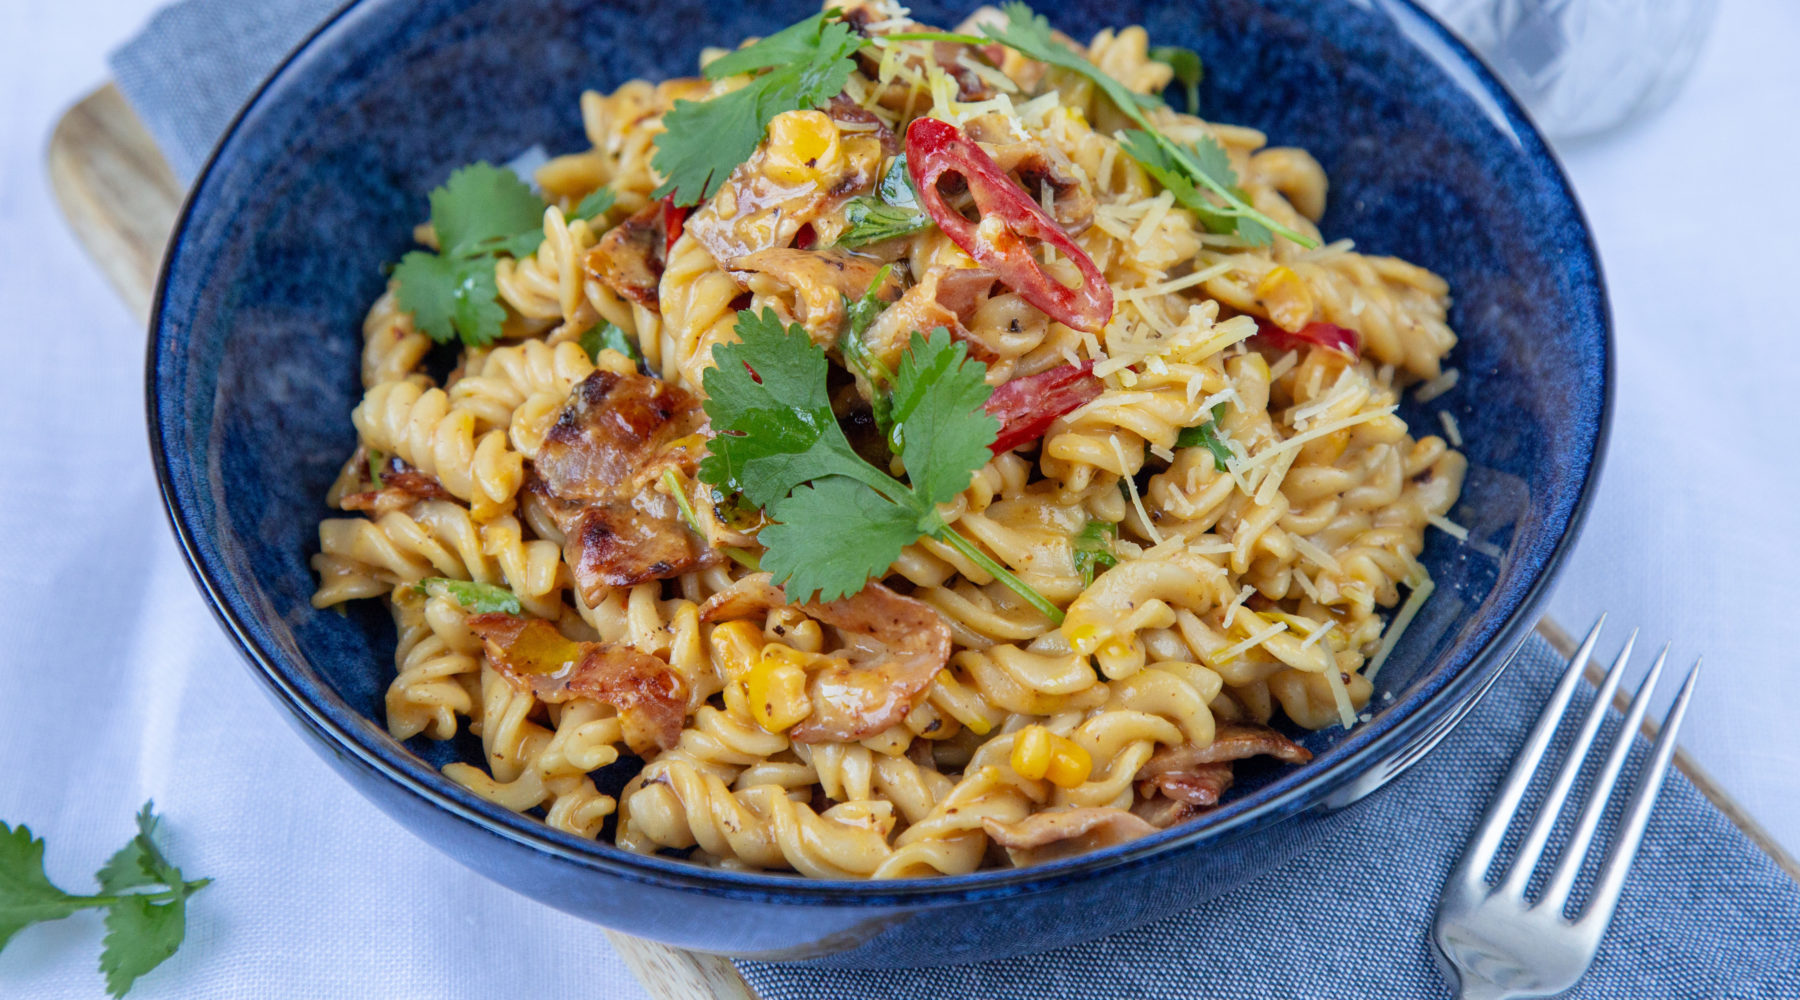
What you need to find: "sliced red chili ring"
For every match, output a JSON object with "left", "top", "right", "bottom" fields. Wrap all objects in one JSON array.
[
  {"left": 1253, "top": 317, "right": 1361, "bottom": 359},
  {"left": 983, "top": 361, "right": 1104, "bottom": 454},
  {"left": 906, "top": 117, "right": 1113, "bottom": 334}
]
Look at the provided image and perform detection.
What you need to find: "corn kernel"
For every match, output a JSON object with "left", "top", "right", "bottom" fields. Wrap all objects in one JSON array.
[
  {"left": 764, "top": 110, "right": 840, "bottom": 185},
  {"left": 1010, "top": 725, "right": 1052, "bottom": 780},
  {"left": 709, "top": 621, "right": 765, "bottom": 682},
  {"left": 745, "top": 653, "right": 811, "bottom": 733},
  {"left": 1254, "top": 266, "right": 1315, "bottom": 333},
  {"left": 1044, "top": 739, "right": 1092, "bottom": 788}
]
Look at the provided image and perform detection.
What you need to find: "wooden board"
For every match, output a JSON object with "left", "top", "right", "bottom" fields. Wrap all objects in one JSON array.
[{"left": 50, "top": 81, "right": 1796, "bottom": 998}]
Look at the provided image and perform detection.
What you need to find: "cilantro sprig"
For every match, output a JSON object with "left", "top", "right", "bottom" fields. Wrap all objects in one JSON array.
[
  {"left": 1072, "top": 519, "right": 1119, "bottom": 586},
  {"left": 1150, "top": 45, "right": 1204, "bottom": 114},
  {"left": 2, "top": 804, "right": 210, "bottom": 997},
  {"left": 652, "top": 12, "right": 865, "bottom": 206},
  {"left": 579, "top": 322, "right": 644, "bottom": 366},
  {"left": 979, "top": 3, "right": 1312, "bottom": 247},
  {"left": 838, "top": 154, "right": 934, "bottom": 248},
  {"left": 699, "top": 311, "right": 1063, "bottom": 621}
]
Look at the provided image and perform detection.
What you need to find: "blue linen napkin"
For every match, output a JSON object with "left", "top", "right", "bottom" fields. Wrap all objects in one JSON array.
[{"left": 111, "top": 4, "right": 1800, "bottom": 996}]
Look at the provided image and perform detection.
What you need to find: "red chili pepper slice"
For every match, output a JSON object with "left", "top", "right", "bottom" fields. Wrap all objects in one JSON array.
[
  {"left": 983, "top": 361, "right": 1104, "bottom": 454},
  {"left": 662, "top": 197, "right": 689, "bottom": 256},
  {"left": 1253, "top": 318, "right": 1361, "bottom": 359},
  {"left": 906, "top": 117, "right": 1113, "bottom": 334}
]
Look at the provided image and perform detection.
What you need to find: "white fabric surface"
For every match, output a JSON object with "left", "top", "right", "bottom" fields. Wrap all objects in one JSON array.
[{"left": 0, "top": 0, "right": 1794, "bottom": 996}]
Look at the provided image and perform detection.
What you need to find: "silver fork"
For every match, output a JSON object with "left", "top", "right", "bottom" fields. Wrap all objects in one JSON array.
[{"left": 1432, "top": 617, "right": 1702, "bottom": 999}]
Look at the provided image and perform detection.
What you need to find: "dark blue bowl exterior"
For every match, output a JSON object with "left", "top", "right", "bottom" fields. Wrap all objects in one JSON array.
[{"left": 149, "top": 0, "right": 1609, "bottom": 963}]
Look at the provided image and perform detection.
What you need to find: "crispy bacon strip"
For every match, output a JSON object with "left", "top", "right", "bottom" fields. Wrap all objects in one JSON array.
[
  {"left": 585, "top": 204, "right": 667, "bottom": 310},
  {"left": 534, "top": 370, "right": 715, "bottom": 604},
  {"left": 466, "top": 613, "right": 686, "bottom": 753},
  {"left": 698, "top": 575, "right": 953, "bottom": 743},
  {"left": 982, "top": 808, "right": 1158, "bottom": 866},
  {"left": 1136, "top": 722, "right": 1312, "bottom": 808}
]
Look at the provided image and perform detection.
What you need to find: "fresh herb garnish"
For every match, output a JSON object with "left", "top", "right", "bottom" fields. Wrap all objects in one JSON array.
[
  {"left": 838, "top": 266, "right": 899, "bottom": 434},
  {"left": 572, "top": 187, "right": 616, "bottom": 223},
  {"left": 1071, "top": 519, "right": 1118, "bottom": 586},
  {"left": 838, "top": 155, "right": 934, "bottom": 248},
  {"left": 1150, "top": 45, "right": 1203, "bottom": 114},
  {"left": 651, "top": 11, "right": 865, "bottom": 206},
  {"left": 1175, "top": 403, "right": 1234, "bottom": 471},
  {"left": 1, "top": 803, "right": 211, "bottom": 997},
  {"left": 414, "top": 578, "right": 521, "bottom": 614},
  {"left": 367, "top": 449, "right": 387, "bottom": 489},
  {"left": 979, "top": 3, "right": 1311, "bottom": 247},
  {"left": 579, "top": 322, "right": 643, "bottom": 365},
  {"left": 699, "top": 310, "right": 1062, "bottom": 621},
  {"left": 393, "top": 163, "right": 550, "bottom": 346}
]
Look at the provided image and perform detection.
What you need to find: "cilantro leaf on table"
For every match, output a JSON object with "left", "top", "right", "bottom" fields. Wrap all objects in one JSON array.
[
  {"left": 1, "top": 803, "right": 211, "bottom": 997},
  {"left": 1149, "top": 45, "right": 1203, "bottom": 114},
  {"left": 699, "top": 311, "right": 1063, "bottom": 621},
  {"left": 415, "top": 578, "right": 522, "bottom": 614},
  {"left": 652, "top": 11, "right": 864, "bottom": 206},
  {"left": 393, "top": 162, "right": 555, "bottom": 346},
  {"left": 1176, "top": 403, "right": 1235, "bottom": 471},
  {"left": 981, "top": 2, "right": 1309, "bottom": 247}
]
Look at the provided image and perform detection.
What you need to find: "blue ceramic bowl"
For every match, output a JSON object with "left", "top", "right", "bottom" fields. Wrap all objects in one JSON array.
[{"left": 149, "top": 0, "right": 1610, "bottom": 964}]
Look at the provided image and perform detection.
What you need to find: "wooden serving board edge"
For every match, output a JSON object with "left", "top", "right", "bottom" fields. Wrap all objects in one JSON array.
[{"left": 50, "top": 80, "right": 1796, "bottom": 998}]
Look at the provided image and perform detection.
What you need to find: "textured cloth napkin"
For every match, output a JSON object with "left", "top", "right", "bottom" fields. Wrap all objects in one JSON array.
[{"left": 104, "top": 3, "right": 1800, "bottom": 998}]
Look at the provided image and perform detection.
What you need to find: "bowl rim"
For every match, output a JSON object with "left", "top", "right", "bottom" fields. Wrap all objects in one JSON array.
[{"left": 147, "top": 0, "right": 1613, "bottom": 904}]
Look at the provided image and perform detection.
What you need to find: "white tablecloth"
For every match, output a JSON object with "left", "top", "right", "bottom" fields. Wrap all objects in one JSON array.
[{"left": 1, "top": 1, "right": 1794, "bottom": 996}]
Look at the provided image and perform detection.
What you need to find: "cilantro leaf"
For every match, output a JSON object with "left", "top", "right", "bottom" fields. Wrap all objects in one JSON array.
[
  {"left": 878, "top": 153, "right": 922, "bottom": 210},
  {"left": 573, "top": 187, "right": 616, "bottom": 223},
  {"left": 839, "top": 268, "right": 899, "bottom": 434},
  {"left": 653, "top": 12, "right": 864, "bottom": 206},
  {"left": 579, "top": 322, "right": 643, "bottom": 365},
  {"left": 429, "top": 162, "right": 547, "bottom": 257},
  {"left": 838, "top": 199, "right": 933, "bottom": 248},
  {"left": 981, "top": 3, "right": 1310, "bottom": 247},
  {"left": 888, "top": 329, "right": 997, "bottom": 508},
  {"left": 1149, "top": 45, "right": 1203, "bottom": 114},
  {"left": 1071, "top": 519, "right": 1118, "bottom": 587},
  {"left": 761, "top": 477, "right": 924, "bottom": 602},
  {"left": 1, "top": 804, "right": 210, "bottom": 997},
  {"left": 0, "top": 823, "right": 87, "bottom": 949},
  {"left": 416, "top": 578, "right": 521, "bottom": 614},
  {"left": 698, "top": 310, "right": 1062, "bottom": 619},
  {"left": 1116, "top": 129, "right": 1260, "bottom": 241},
  {"left": 1176, "top": 403, "right": 1234, "bottom": 471},
  {"left": 100, "top": 894, "right": 188, "bottom": 998},
  {"left": 392, "top": 251, "right": 464, "bottom": 343}
]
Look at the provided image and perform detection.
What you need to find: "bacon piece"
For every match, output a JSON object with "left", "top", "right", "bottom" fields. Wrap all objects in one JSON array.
[
  {"left": 339, "top": 451, "right": 455, "bottom": 515},
  {"left": 698, "top": 574, "right": 953, "bottom": 743},
  {"left": 982, "top": 807, "right": 1158, "bottom": 866},
  {"left": 533, "top": 370, "right": 715, "bottom": 604},
  {"left": 983, "top": 361, "right": 1104, "bottom": 454},
  {"left": 466, "top": 612, "right": 686, "bottom": 752},
  {"left": 1135, "top": 722, "right": 1313, "bottom": 808},
  {"left": 585, "top": 204, "right": 667, "bottom": 310}
]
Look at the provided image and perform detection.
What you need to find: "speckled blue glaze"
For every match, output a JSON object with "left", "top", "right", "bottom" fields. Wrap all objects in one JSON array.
[{"left": 149, "top": 0, "right": 1610, "bottom": 964}]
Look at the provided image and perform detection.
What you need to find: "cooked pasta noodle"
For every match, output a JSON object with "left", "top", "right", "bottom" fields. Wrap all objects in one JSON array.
[{"left": 311, "top": 1, "right": 1466, "bottom": 878}]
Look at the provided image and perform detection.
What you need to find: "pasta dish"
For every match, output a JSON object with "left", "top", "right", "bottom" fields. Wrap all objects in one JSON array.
[{"left": 310, "top": 0, "right": 1465, "bottom": 877}]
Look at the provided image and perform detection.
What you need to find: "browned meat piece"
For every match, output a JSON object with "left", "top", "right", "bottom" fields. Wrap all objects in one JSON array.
[
  {"left": 585, "top": 203, "right": 667, "bottom": 310},
  {"left": 687, "top": 116, "right": 887, "bottom": 263},
  {"left": 697, "top": 574, "right": 953, "bottom": 743},
  {"left": 1135, "top": 722, "right": 1312, "bottom": 808},
  {"left": 466, "top": 612, "right": 686, "bottom": 753},
  {"left": 982, "top": 807, "right": 1159, "bottom": 866},
  {"left": 730, "top": 247, "right": 901, "bottom": 342},
  {"left": 533, "top": 370, "right": 715, "bottom": 604},
  {"left": 1130, "top": 793, "right": 1204, "bottom": 829},
  {"left": 338, "top": 449, "right": 455, "bottom": 516},
  {"left": 859, "top": 267, "right": 1003, "bottom": 370}
]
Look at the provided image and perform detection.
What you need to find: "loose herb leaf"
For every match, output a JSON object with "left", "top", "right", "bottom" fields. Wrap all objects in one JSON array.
[
  {"left": 699, "top": 311, "right": 1061, "bottom": 620},
  {"left": 1175, "top": 403, "right": 1234, "bottom": 471},
  {"left": 878, "top": 153, "right": 922, "bottom": 210},
  {"left": 429, "top": 162, "right": 547, "bottom": 257},
  {"left": 838, "top": 199, "right": 934, "bottom": 248},
  {"left": 415, "top": 578, "right": 522, "bottom": 614},
  {"left": 653, "top": 12, "right": 864, "bottom": 206},
  {"left": 1150, "top": 45, "right": 1203, "bottom": 114},
  {"left": 1071, "top": 519, "right": 1119, "bottom": 587},
  {"left": 838, "top": 267, "right": 899, "bottom": 434},
  {"left": 1116, "top": 129, "right": 1267, "bottom": 243},
  {"left": 393, "top": 162, "right": 553, "bottom": 346},
  {"left": 580, "top": 322, "right": 643, "bottom": 365},
  {"left": 366, "top": 450, "right": 387, "bottom": 490},
  {"left": 982, "top": 3, "right": 1308, "bottom": 247},
  {"left": 573, "top": 187, "right": 617, "bottom": 223},
  {"left": 1, "top": 804, "right": 210, "bottom": 997}
]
